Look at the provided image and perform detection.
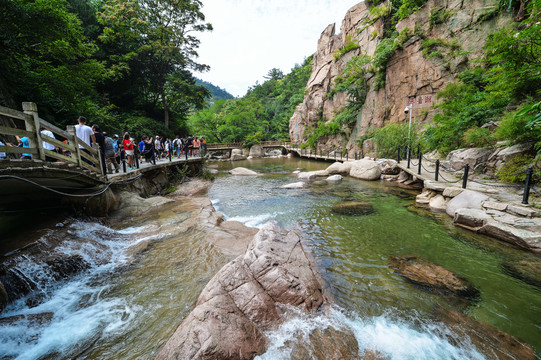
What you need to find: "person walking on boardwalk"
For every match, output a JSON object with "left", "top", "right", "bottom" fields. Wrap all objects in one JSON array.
[
  {"left": 104, "top": 133, "right": 120, "bottom": 173},
  {"left": 123, "top": 132, "right": 135, "bottom": 169},
  {"left": 40, "top": 127, "right": 57, "bottom": 162},
  {"left": 75, "top": 116, "right": 95, "bottom": 165},
  {"left": 92, "top": 125, "right": 107, "bottom": 174},
  {"left": 200, "top": 137, "right": 207, "bottom": 157}
]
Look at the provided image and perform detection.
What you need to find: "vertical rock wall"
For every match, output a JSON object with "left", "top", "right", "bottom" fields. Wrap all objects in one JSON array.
[{"left": 289, "top": 0, "right": 512, "bottom": 156}]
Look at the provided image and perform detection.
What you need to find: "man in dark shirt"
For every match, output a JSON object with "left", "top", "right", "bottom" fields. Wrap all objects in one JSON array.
[{"left": 92, "top": 124, "right": 106, "bottom": 175}]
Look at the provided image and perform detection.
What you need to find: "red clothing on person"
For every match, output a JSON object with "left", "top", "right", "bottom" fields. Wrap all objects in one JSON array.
[{"left": 123, "top": 139, "right": 134, "bottom": 151}]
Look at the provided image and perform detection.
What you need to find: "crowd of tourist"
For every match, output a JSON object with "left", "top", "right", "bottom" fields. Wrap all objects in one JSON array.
[{"left": 0, "top": 115, "right": 208, "bottom": 175}]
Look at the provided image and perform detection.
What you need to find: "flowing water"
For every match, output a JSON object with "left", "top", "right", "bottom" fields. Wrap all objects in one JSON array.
[{"left": 0, "top": 157, "right": 540, "bottom": 359}]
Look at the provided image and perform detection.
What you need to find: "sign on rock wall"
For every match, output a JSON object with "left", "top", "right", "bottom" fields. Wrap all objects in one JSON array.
[{"left": 407, "top": 94, "right": 437, "bottom": 109}]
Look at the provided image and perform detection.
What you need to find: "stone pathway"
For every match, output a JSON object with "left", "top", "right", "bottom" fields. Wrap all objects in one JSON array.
[{"left": 397, "top": 159, "right": 531, "bottom": 206}]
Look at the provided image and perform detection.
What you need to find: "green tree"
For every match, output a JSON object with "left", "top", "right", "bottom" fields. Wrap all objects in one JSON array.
[
  {"left": 98, "top": 0, "right": 212, "bottom": 128},
  {"left": 0, "top": 0, "right": 107, "bottom": 121}
]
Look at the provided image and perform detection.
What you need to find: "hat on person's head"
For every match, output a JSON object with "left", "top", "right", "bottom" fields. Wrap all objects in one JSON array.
[{"left": 113, "top": 134, "right": 118, "bottom": 138}]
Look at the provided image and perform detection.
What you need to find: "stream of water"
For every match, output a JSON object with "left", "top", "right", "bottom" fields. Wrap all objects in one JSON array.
[{"left": 0, "top": 157, "right": 540, "bottom": 359}]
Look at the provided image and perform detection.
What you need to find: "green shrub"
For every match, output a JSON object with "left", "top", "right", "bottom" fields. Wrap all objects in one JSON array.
[
  {"left": 372, "top": 121, "right": 421, "bottom": 158},
  {"left": 396, "top": 0, "right": 428, "bottom": 21},
  {"left": 495, "top": 154, "right": 539, "bottom": 183},
  {"left": 303, "top": 120, "right": 341, "bottom": 149},
  {"left": 243, "top": 131, "right": 263, "bottom": 148},
  {"left": 429, "top": 7, "right": 454, "bottom": 27},
  {"left": 463, "top": 127, "right": 495, "bottom": 148},
  {"left": 496, "top": 100, "right": 541, "bottom": 149},
  {"left": 334, "top": 35, "right": 361, "bottom": 61},
  {"left": 420, "top": 38, "right": 460, "bottom": 57}
]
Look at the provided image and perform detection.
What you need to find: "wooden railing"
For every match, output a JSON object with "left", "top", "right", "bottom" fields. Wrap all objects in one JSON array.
[
  {"left": 206, "top": 141, "right": 291, "bottom": 149},
  {"left": 205, "top": 142, "right": 244, "bottom": 149},
  {"left": 0, "top": 102, "right": 104, "bottom": 176}
]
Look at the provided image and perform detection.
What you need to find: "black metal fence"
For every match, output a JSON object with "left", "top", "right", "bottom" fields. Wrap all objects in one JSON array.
[{"left": 397, "top": 145, "right": 539, "bottom": 205}]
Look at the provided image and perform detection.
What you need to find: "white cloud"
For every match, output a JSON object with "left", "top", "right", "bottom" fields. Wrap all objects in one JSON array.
[{"left": 195, "top": 0, "right": 361, "bottom": 97}]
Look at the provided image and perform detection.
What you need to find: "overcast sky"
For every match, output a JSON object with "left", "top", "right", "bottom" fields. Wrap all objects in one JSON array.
[{"left": 195, "top": 0, "right": 361, "bottom": 97}]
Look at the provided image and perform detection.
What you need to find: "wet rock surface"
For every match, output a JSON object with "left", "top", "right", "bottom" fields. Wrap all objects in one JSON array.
[
  {"left": 388, "top": 256, "right": 479, "bottom": 299},
  {"left": 0, "top": 282, "right": 7, "bottom": 313},
  {"left": 155, "top": 224, "right": 326, "bottom": 360},
  {"left": 168, "top": 178, "right": 212, "bottom": 197},
  {"left": 433, "top": 305, "right": 536, "bottom": 360},
  {"left": 290, "top": 326, "right": 360, "bottom": 360},
  {"left": 45, "top": 254, "right": 90, "bottom": 281},
  {"left": 502, "top": 260, "right": 541, "bottom": 289},
  {"left": 331, "top": 201, "right": 374, "bottom": 216},
  {"left": 110, "top": 191, "right": 174, "bottom": 220}
]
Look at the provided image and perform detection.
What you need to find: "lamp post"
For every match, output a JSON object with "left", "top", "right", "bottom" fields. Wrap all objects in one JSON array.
[{"left": 404, "top": 103, "right": 413, "bottom": 145}]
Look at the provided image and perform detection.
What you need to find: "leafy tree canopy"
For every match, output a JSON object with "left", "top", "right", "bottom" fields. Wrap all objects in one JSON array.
[{"left": 189, "top": 57, "right": 312, "bottom": 143}]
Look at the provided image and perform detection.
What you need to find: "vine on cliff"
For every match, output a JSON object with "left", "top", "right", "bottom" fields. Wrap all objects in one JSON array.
[{"left": 425, "top": 1, "right": 541, "bottom": 154}]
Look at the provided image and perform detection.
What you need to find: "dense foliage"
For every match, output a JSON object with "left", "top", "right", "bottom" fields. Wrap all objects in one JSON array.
[
  {"left": 425, "top": 0, "right": 541, "bottom": 154},
  {"left": 188, "top": 60, "right": 312, "bottom": 143},
  {"left": 0, "top": 0, "right": 212, "bottom": 140}
]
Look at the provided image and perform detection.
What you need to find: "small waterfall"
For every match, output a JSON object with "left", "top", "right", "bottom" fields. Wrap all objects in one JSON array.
[
  {"left": 0, "top": 220, "right": 153, "bottom": 359},
  {"left": 256, "top": 307, "right": 487, "bottom": 360}
]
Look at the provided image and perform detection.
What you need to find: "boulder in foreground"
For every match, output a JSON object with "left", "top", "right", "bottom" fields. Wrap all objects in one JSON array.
[{"left": 155, "top": 224, "right": 326, "bottom": 360}]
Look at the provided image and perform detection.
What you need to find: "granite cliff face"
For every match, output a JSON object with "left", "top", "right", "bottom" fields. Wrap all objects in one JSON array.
[{"left": 289, "top": 0, "right": 512, "bottom": 155}]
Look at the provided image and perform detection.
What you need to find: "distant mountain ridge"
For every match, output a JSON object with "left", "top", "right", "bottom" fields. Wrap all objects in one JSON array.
[{"left": 195, "top": 78, "right": 234, "bottom": 103}]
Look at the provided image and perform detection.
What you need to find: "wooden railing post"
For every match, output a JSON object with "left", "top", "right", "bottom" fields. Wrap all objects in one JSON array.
[
  {"left": 67, "top": 125, "right": 84, "bottom": 168},
  {"left": 93, "top": 143, "right": 105, "bottom": 175},
  {"left": 22, "top": 102, "right": 45, "bottom": 161}
]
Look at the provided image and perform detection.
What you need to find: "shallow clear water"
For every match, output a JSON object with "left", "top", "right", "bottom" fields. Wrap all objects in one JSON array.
[
  {"left": 1, "top": 157, "right": 540, "bottom": 359},
  {"left": 209, "top": 158, "right": 541, "bottom": 359}
]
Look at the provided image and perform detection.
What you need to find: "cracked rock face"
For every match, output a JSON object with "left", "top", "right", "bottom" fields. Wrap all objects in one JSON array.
[
  {"left": 289, "top": 0, "right": 512, "bottom": 155},
  {"left": 155, "top": 224, "right": 326, "bottom": 360}
]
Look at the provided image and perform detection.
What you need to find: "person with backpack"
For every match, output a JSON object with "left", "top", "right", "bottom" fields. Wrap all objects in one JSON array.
[{"left": 104, "top": 133, "right": 120, "bottom": 173}]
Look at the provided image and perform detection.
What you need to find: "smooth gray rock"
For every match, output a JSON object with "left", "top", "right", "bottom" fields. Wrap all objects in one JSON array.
[
  {"left": 442, "top": 187, "right": 464, "bottom": 198},
  {"left": 446, "top": 190, "right": 490, "bottom": 217},
  {"left": 416, "top": 189, "right": 437, "bottom": 205},
  {"left": 280, "top": 182, "right": 305, "bottom": 189},
  {"left": 377, "top": 159, "right": 400, "bottom": 175},
  {"left": 429, "top": 195, "right": 447, "bottom": 212},
  {"left": 249, "top": 145, "right": 264, "bottom": 158},
  {"left": 229, "top": 167, "right": 258, "bottom": 176},
  {"left": 480, "top": 220, "right": 541, "bottom": 253},
  {"left": 453, "top": 208, "right": 491, "bottom": 229},
  {"left": 349, "top": 159, "right": 381, "bottom": 181},
  {"left": 446, "top": 147, "right": 493, "bottom": 171},
  {"left": 231, "top": 154, "right": 247, "bottom": 161},
  {"left": 326, "top": 175, "right": 343, "bottom": 182},
  {"left": 297, "top": 170, "right": 329, "bottom": 180},
  {"left": 326, "top": 161, "right": 353, "bottom": 175}
]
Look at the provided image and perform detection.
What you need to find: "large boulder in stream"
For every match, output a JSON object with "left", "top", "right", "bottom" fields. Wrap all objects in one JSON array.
[
  {"left": 349, "top": 159, "right": 381, "bottom": 181},
  {"left": 229, "top": 167, "right": 258, "bottom": 176},
  {"left": 326, "top": 161, "right": 353, "bottom": 175},
  {"left": 388, "top": 256, "right": 479, "bottom": 299},
  {"left": 155, "top": 224, "right": 326, "bottom": 360}
]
